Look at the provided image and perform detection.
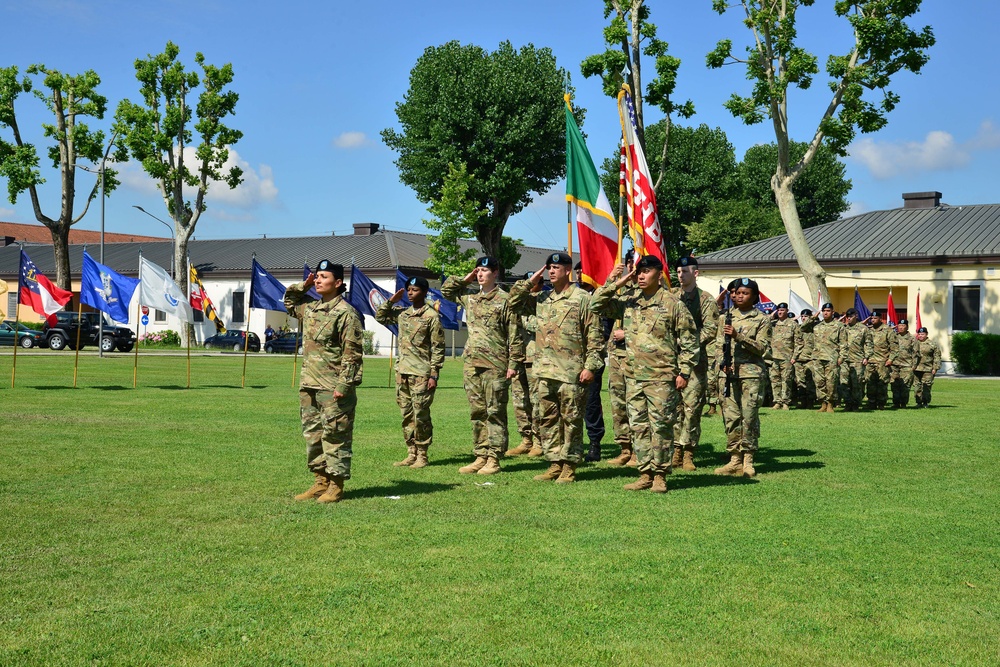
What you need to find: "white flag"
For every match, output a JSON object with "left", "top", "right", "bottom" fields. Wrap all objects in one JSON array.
[
  {"left": 788, "top": 288, "right": 814, "bottom": 315},
  {"left": 139, "top": 256, "right": 193, "bottom": 322}
]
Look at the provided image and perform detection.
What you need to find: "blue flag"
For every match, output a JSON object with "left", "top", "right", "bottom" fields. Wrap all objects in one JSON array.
[
  {"left": 394, "top": 269, "right": 461, "bottom": 331},
  {"left": 302, "top": 264, "right": 321, "bottom": 301},
  {"left": 250, "top": 259, "right": 287, "bottom": 312},
  {"left": 854, "top": 287, "right": 872, "bottom": 321},
  {"left": 80, "top": 251, "right": 140, "bottom": 322},
  {"left": 348, "top": 265, "right": 396, "bottom": 335}
]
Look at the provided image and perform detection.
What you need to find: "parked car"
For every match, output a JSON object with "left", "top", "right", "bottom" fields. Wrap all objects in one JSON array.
[
  {"left": 203, "top": 330, "right": 261, "bottom": 352},
  {"left": 263, "top": 331, "right": 303, "bottom": 354},
  {"left": 43, "top": 312, "right": 136, "bottom": 352},
  {"left": 0, "top": 320, "right": 46, "bottom": 348}
]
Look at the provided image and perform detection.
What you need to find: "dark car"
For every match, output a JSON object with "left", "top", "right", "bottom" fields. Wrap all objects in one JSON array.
[
  {"left": 263, "top": 331, "right": 303, "bottom": 354},
  {"left": 204, "top": 330, "right": 261, "bottom": 352},
  {"left": 43, "top": 311, "right": 136, "bottom": 352},
  {"left": 0, "top": 321, "right": 46, "bottom": 348}
]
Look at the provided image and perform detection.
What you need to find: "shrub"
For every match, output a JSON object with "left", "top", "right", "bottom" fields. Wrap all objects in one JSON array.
[
  {"left": 138, "top": 329, "right": 182, "bottom": 348},
  {"left": 950, "top": 332, "right": 1000, "bottom": 375},
  {"left": 363, "top": 330, "right": 380, "bottom": 355}
]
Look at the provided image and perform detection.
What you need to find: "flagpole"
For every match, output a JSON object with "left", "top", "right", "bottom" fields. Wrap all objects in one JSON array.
[
  {"left": 388, "top": 333, "right": 395, "bottom": 389},
  {"left": 186, "top": 255, "right": 191, "bottom": 389},
  {"left": 11, "top": 287, "right": 20, "bottom": 389},
  {"left": 292, "top": 316, "right": 301, "bottom": 388},
  {"left": 133, "top": 296, "right": 140, "bottom": 389},
  {"left": 617, "top": 140, "right": 626, "bottom": 257},
  {"left": 72, "top": 289, "right": 85, "bottom": 388},
  {"left": 242, "top": 306, "right": 251, "bottom": 388}
]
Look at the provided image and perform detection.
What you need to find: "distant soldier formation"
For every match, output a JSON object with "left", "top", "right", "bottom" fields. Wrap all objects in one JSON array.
[{"left": 289, "top": 256, "right": 943, "bottom": 503}]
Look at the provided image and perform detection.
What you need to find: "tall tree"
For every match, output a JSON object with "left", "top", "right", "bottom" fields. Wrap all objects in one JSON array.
[
  {"left": 0, "top": 65, "right": 117, "bottom": 289},
  {"left": 383, "top": 41, "right": 567, "bottom": 260},
  {"left": 707, "top": 0, "right": 934, "bottom": 302},
  {"left": 685, "top": 199, "right": 784, "bottom": 254},
  {"left": 115, "top": 42, "right": 243, "bottom": 300}
]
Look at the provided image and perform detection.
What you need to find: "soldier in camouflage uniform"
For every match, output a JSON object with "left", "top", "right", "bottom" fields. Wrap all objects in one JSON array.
[
  {"left": 801, "top": 302, "right": 848, "bottom": 413},
  {"left": 866, "top": 311, "right": 898, "bottom": 410},
  {"left": 592, "top": 256, "right": 699, "bottom": 494},
  {"left": 510, "top": 252, "right": 604, "bottom": 483},
  {"left": 913, "top": 326, "right": 941, "bottom": 407},
  {"left": 441, "top": 257, "right": 523, "bottom": 475},
  {"left": 842, "top": 308, "right": 874, "bottom": 411},
  {"left": 285, "top": 261, "right": 364, "bottom": 504},
  {"left": 376, "top": 276, "right": 446, "bottom": 469},
  {"left": 714, "top": 278, "right": 772, "bottom": 478},
  {"left": 892, "top": 319, "right": 918, "bottom": 408},
  {"left": 508, "top": 306, "right": 541, "bottom": 457},
  {"left": 671, "top": 256, "right": 719, "bottom": 471},
  {"left": 795, "top": 309, "right": 817, "bottom": 408},
  {"left": 768, "top": 302, "right": 802, "bottom": 410},
  {"left": 606, "top": 252, "right": 636, "bottom": 466}
]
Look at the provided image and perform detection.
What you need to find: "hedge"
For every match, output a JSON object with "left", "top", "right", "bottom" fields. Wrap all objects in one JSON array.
[{"left": 950, "top": 331, "right": 1000, "bottom": 375}]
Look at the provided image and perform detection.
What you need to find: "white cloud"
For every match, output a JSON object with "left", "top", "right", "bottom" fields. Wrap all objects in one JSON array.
[
  {"left": 332, "top": 131, "right": 370, "bottom": 149},
  {"left": 528, "top": 185, "right": 569, "bottom": 209},
  {"left": 849, "top": 119, "right": 1000, "bottom": 180},
  {"left": 971, "top": 119, "right": 1000, "bottom": 150},
  {"left": 0, "top": 207, "right": 17, "bottom": 219},
  {"left": 843, "top": 201, "right": 869, "bottom": 218}
]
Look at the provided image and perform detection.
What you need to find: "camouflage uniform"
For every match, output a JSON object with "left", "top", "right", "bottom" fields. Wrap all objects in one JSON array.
[
  {"left": 510, "top": 281, "right": 604, "bottom": 465},
  {"left": 892, "top": 330, "right": 918, "bottom": 407},
  {"left": 591, "top": 284, "right": 699, "bottom": 475},
  {"left": 866, "top": 322, "right": 898, "bottom": 409},
  {"left": 803, "top": 316, "right": 848, "bottom": 407},
  {"left": 285, "top": 283, "right": 364, "bottom": 480},
  {"left": 842, "top": 321, "right": 874, "bottom": 410},
  {"left": 715, "top": 307, "right": 771, "bottom": 454},
  {"left": 441, "top": 277, "right": 523, "bottom": 459},
  {"left": 672, "top": 286, "right": 719, "bottom": 453},
  {"left": 795, "top": 320, "right": 817, "bottom": 408},
  {"left": 769, "top": 317, "right": 802, "bottom": 408},
  {"left": 607, "top": 313, "right": 632, "bottom": 452},
  {"left": 511, "top": 316, "right": 539, "bottom": 448},
  {"left": 375, "top": 301, "right": 445, "bottom": 451},
  {"left": 913, "top": 338, "right": 942, "bottom": 407}
]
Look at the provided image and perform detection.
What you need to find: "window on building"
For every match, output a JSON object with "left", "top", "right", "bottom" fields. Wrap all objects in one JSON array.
[
  {"left": 952, "top": 285, "right": 981, "bottom": 331},
  {"left": 7, "top": 293, "right": 15, "bottom": 319},
  {"left": 193, "top": 308, "right": 204, "bottom": 323},
  {"left": 154, "top": 309, "right": 166, "bottom": 322},
  {"left": 232, "top": 291, "right": 245, "bottom": 323}
]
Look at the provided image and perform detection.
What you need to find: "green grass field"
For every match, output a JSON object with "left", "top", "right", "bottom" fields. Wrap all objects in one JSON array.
[{"left": 1, "top": 352, "right": 997, "bottom": 666}]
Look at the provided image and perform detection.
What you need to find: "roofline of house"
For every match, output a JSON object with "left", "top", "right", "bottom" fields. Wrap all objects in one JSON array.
[{"left": 698, "top": 254, "right": 1000, "bottom": 272}]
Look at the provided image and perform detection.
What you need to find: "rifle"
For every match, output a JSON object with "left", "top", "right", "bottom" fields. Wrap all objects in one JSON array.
[{"left": 723, "top": 308, "right": 734, "bottom": 398}]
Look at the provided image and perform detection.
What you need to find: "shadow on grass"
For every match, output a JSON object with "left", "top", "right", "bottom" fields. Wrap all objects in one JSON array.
[
  {"left": 348, "top": 479, "right": 459, "bottom": 500},
  {"left": 92, "top": 385, "right": 132, "bottom": 391}
]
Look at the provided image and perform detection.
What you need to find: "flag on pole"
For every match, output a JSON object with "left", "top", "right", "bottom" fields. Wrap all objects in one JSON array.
[
  {"left": 719, "top": 283, "right": 732, "bottom": 311},
  {"left": 347, "top": 265, "right": 396, "bottom": 335},
  {"left": 755, "top": 291, "right": 777, "bottom": 315},
  {"left": 138, "top": 256, "right": 193, "bottom": 322},
  {"left": 394, "top": 269, "right": 461, "bottom": 330},
  {"left": 915, "top": 290, "right": 922, "bottom": 330},
  {"left": 18, "top": 250, "right": 72, "bottom": 324},
  {"left": 565, "top": 99, "right": 618, "bottom": 288},
  {"left": 886, "top": 288, "right": 899, "bottom": 328},
  {"left": 81, "top": 251, "right": 140, "bottom": 323},
  {"left": 788, "top": 288, "right": 813, "bottom": 316},
  {"left": 617, "top": 84, "right": 668, "bottom": 272},
  {"left": 189, "top": 265, "right": 226, "bottom": 333},
  {"left": 854, "top": 287, "right": 872, "bottom": 321},
  {"left": 249, "top": 259, "right": 287, "bottom": 312}
]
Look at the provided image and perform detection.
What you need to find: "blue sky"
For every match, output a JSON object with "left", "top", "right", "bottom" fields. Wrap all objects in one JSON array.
[{"left": 3, "top": 0, "right": 996, "bottom": 254}]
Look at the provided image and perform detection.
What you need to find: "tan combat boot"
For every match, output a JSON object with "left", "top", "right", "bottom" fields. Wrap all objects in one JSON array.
[
  {"left": 554, "top": 462, "right": 577, "bottom": 484},
  {"left": 623, "top": 472, "right": 653, "bottom": 491},
  {"left": 714, "top": 452, "right": 744, "bottom": 476},
  {"left": 608, "top": 448, "right": 632, "bottom": 466},
  {"left": 459, "top": 456, "right": 487, "bottom": 474},
  {"left": 743, "top": 451, "right": 756, "bottom": 478},
  {"left": 651, "top": 473, "right": 668, "bottom": 494},
  {"left": 294, "top": 473, "right": 329, "bottom": 501},
  {"left": 706, "top": 405, "right": 717, "bottom": 417},
  {"left": 527, "top": 443, "right": 545, "bottom": 457},
  {"left": 393, "top": 446, "right": 417, "bottom": 467},
  {"left": 626, "top": 451, "right": 639, "bottom": 467},
  {"left": 671, "top": 446, "right": 684, "bottom": 470},
  {"left": 533, "top": 462, "right": 562, "bottom": 481},
  {"left": 316, "top": 476, "right": 345, "bottom": 504},
  {"left": 825, "top": 402, "right": 836, "bottom": 413},
  {"left": 507, "top": 436, "right": 533, "bottom": 457},
  {"left": 477, "top": 456, "right": 501, "bottom": 475},
  {"left": 682, "top": 448, "right": 697, "bottom": 472},
  {"left": 817, "top": 402, "right": 828, "bottom": 413},
  {"left": 410, "top": 446, "right": 429, "bottom": 469}
]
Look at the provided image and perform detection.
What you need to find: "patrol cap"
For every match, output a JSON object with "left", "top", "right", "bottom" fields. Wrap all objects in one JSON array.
[
  {"left": 477, "top": 256, "right": 499, "bottom": 271},
  {"left": 406, "top": 276, "right": 429, "bottom": 291},
  {"left": 801, "top": 308, "right": 813, "bottom": 316},
  {"left": 898, "top": 318, "right": 909, "bottom": 325},
  {"left": 314, "top": 260, "right": 344, "bottom": 280},
  {"left": 546, "top": 251, "right": 573, "bottom": 267},
  {"left": 635, "top": 255, "right": 663, "bottom": 271},
  {"left": 845, "top": 307, "right": 858, "bottom": 317},
  {"left": 677, "top": 255, "right": 698, "bottom": 268},
  {"left": 917, "top": 326, "right": 928, "bottom": 333},
  {"left": 821, "top": 302, "right": 834, "bottom": 310},
  {"left": 777, "top": 302, "right": 788, "bottom": 309}
]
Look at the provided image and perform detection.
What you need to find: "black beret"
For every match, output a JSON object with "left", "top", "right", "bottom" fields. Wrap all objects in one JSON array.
[
  {"left": 737, "top": 277, "right": 759, "bottom": 292},
  {"left": 727, "top": 279, "right": 739, "bottom": 291},
  {"left": 315, "top": 260, "right": 344, "bottom": 280},
  {"left": 898, "top": 318, "right": 908, "bottom": 325},
  {"left": 635, "top": 255, "right": 663, "bottom": 271},
  {"left": 787, "top": 312, "right": 796, "bottom": 318},
  {"left": 547, "top": 251, "right": 573, "bottom": 267},
  {"left": 871, "top": 310, "right": 882, "bottom": 318},
  {"left": 573, "top": 261, "right": 582, "bottom": 271},
  {"left": 821, "top": 302, "right": 834, "bottom": 310},
  {"left": 845, "top": 307, "right": 858, "bottom": 317},
  {"left": 777, "top": 302, "right": 788, "bottom": 309},
  {"left": 917, "top": 326, "right": 928, "bottom": 333},
  {"left": 623, "top": 249, "right": 635, "bottom": 263},
  {"left": 801, "top": 308, "right": 813, "bottom": 316},
  {"left": 406, "top": 276, "right": 429, "bottom": 291},
  {"left": 477, "top": 256, "right": 499, "bottom": 270},
  {"left": 677, "top": 256, "right": 698, "bottom": 268}
]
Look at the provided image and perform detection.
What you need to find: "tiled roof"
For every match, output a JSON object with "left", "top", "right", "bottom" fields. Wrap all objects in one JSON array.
[{"left": 0, "top": 221, "right": 166, "bottom": 245}]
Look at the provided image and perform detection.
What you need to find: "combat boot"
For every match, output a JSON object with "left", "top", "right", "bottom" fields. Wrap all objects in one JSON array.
[
  {"left": 527, "top": 444, "right": 545, "bottom": 457},
  {"left": 623, "top": 472, "right": 653, "bottom": 491},
  {"left": 826, "top": 402, "right": 836, "bottom": 413},
  {"left": 410, "top": 446, "right": 429, "bottom": 469},
  {"left": 506, "top": 436, "right": 533, "bottom": 457},
  {"left": 393, "top": 446, "right": 417, "bottom": 467},
  {"left": 714, "top": 452, "right": 743, "bottom": 476},
  {"left": 651, "top": 473, "right": 668, "bottom": 494},
  {"left": 554, "top": 462, "right": 578, "bottom": 484},
  {"left": 682, "top": 448, "right": 697, "bottom": 471},
  {"left": 584, "top": 442, "right": 602, "bottom": 462},
  {"left": 626, "top": 451, "right": 639, "bottom": 467},
  {"left": 459, "top": 456, "right": 487, "bottom": 474},
  {"left": 742, "top": 451, "right": 756, "bottom": 478},
  {"left": 706, "top": 405, "right": 717, "bottom": 417},
  {"left": 608, "top": 448, "right": 632, "bottom": 466},
  {"left": 477, "top": 456, "right": 501, "bottom": 475},
  {"left": 671, "top": 446, "right": 684, "bottom": 470},
  {"left": 294, "top": 473, "right": 329, "bottom": 501},
  {"left": 817, "top": 402, "right": 828, "bottom": 413},
  {"left": 533, "top": 462, "right": 562, "bottom": 481},
  {"left": 316, "top": 476, "right": 344, "bottom": 504}
]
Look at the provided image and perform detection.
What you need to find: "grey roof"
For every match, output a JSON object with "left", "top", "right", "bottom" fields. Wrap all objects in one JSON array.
[
  {"left": 0, "top": 229, "right": 557, "bottom": 280},
  {"left": 698, "top": 203, "right": 1000, "bottom": 269}
]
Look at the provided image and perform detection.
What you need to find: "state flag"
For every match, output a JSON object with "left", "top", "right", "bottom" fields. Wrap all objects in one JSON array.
[
  {"left": 138, "top": 256, "right": 193, "bottom": 322},
  {"left": 81, "top": 251, "right": 140, "bottom": 323},
  {"left": 18, "top": 250, "right": 72, "bottom": 324},
  {"left": 348, "top": 265, "right": 396, "bottom": 335},
  {"left": 249, "top": 259, "right": 287, "bottom": 312},
  {"left": 395, "top": 269, "right": 461, "bottom": 331}
]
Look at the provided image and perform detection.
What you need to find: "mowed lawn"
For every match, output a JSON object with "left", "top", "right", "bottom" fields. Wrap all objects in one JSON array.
[{"left": 1, "top": 352, "right": 997, "bottom": 666}]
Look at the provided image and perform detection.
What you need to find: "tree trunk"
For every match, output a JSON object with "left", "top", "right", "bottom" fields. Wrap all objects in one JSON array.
[
  {"left": 48, "top": 223, "right": 73, "bottom": 291},
  {"left": 773, "top": 177, "right": 829, "bottom": 304},
  {"left": 476, "top": 222, "right": 505, "bottom": 269}
]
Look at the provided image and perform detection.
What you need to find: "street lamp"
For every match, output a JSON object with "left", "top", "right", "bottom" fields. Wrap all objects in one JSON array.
[{"left": 132, "top": 206, "right": 176, "bottom": 278}]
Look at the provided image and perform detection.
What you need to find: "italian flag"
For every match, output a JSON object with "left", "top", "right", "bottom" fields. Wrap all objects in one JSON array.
[{"left": 566, "top": 102, "right": 619, "bottom": 288}]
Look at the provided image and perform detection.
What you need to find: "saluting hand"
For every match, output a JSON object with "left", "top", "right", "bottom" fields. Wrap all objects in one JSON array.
[
  {"left": 531, "top": 266, "right": 546, "bottom": 284},
  {"left": 608, "top": 263, "right": 625, "bottom": 282},
  {"left": 463, "top": 268, "right": 478, "bottom": 284},
  {"left": 389, "top": 287, "right": 405, "bottom": 304},
  {"left": 304, "top": 272, "right": 316, "bottom": 288}
]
